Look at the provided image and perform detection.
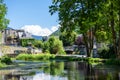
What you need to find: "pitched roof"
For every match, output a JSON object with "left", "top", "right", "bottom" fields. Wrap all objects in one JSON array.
[{"left": 5, "top": 27, "right": 14, "bottom": 30}]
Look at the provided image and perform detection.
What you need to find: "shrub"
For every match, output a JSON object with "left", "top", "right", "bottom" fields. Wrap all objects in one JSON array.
[
  {"left": 0, "top": 62, "right": 6, "bottom": 68},
  {"left": 16, "top": 54, "right": 33, "bottom": 60},
  {"left": 42, "top": 36, "right": 65, "bottom": 55},
  {"left": 48, "top": 36, "right": 65, "bottom": 54},
  {"left": 20, "top": 38, "right": 35, "bottom": 47},
  {"left": 16, "top": 53, "right": 55, "bottom": 61},
  {"left": 42, "top": 41, "right": 50, "bottom": 53},
  {"left": 33, "top": 40, "right": 43, "bottom": 48},
  {"left": 1, "top": 56, "right": 12, "bottom": 65},
  {"left": 98, "top": 45, "right": 116, "bottom": 59},
  {"left": 87, "top": 58, "right": 103, "bottom": 63}
]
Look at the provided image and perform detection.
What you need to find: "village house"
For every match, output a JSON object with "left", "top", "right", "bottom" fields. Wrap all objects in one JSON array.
[{"left": 1, "top": 27, "right": 33, "bottom": 45}]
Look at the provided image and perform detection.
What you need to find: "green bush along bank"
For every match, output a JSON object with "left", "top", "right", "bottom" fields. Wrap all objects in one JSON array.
[
  {"left": 0, "top": 56, "right": 12, "bottom": 67},
  {"left": 16, "top": 53, "right": 55, "bottom": 61}
]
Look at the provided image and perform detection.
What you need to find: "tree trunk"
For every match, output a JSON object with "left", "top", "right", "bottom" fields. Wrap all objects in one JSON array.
[
  {"left": 117, "top": 3, "right": 120, "bottom": 58},
  {"left": 83, "top": 33, "right": 89, "bottom": 57},
  {"left": 83, "top": 33, "right": 92, "bottom": 57},
  {"left": 89, "top": 28, "right": 94, "bottom": 57},
  {"left": 110, "top": 2, "right": 117, "bottom": 56},
  {"left": 118, "top": 38, "right": 120, "bottom": 58}
]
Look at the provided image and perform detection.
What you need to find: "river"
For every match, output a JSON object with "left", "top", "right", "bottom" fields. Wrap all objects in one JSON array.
[{"left": 0, "top": 61, "right": 120, "bottom": 80}]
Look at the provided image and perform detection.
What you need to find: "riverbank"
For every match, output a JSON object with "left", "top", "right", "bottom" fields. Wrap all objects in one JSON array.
[
  {"left": 1, "top": 53, "right": 120, "bottom": 68},
  {"left": 15, "top": 53, "right": 104, "bottom": 62}
]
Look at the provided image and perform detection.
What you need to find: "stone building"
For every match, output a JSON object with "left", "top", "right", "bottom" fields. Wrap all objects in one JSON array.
[{"left": 1, "top": 27, "right": 32, "bottom": 45}]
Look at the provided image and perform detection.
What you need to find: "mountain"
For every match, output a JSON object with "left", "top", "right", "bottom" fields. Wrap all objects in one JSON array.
[
  {"left": 50, "top": 28, "right": 60, "bottom": 36},
  {"left": 32, "top": 35, "right": 43, "bottom": 40}
]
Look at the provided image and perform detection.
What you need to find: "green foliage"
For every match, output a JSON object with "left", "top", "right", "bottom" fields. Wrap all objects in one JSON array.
[
  {"left": 16, "top": 54, "right": 29, "bottom": 60},
  {"left": 49, "top": 0, "right": 120, "bottom": 57},
  {"left": 106, "top": 73, "right": 114, "bottom": 80},
  {"left": 42, "top": 36, "right": 65, "bottom": 54},
  {"left": 95, "top": 30, "right": 108, "bottom": 42},
  {"left": 0, "top": 56, "right": 12, "bottom": 65},
  {"left": 49, "top": 0, "right": 103, "bottom": 57},
  {"left": 86, "top": 58, "right": 104, "bottom": 63},
  {"left": 20, "top": 38, "right": 35, "bottom": 47},
  {"left": 60, "top": 31, "right": 77, "bottom": 46},
  {"left": 33, "top": 40, "right": 43, "bottom": 48},
  {"left": 16, "top": 53, "right": 55, "bottom": 61},
  {"left": 50, "top": 61, "right": 64, "bottom": 75},
  {"left": 0, "top": 62, "right": 6, "bottom": 68},
  {"left": 43, "top": 61, "right": 64, "bottom": 76},
  {"left": 48, "top": 36, "right": 65, "bottom": 54},
  {"left": 0, "top": 0, "right": 9, "bottom": 30},
  {"left": 42, "top": 41, "right": 50, "bottom": 53},
  {"left": 98, "top": 45, "right": 116, "bottom": 59}
]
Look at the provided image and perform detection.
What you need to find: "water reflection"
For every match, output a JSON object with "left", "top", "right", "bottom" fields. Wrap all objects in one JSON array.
[{"left": 0, "top": 61, "right": 120, "bottom": 80}]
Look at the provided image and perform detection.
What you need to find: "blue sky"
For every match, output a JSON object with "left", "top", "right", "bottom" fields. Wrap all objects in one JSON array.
[{"left": 4, "top": 0, "right": 59, "bottom": 36}]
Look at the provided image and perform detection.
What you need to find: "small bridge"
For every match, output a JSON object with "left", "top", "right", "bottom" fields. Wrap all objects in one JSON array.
[{"left": 57, "top": 54, "right": 87, "bottom": 58}]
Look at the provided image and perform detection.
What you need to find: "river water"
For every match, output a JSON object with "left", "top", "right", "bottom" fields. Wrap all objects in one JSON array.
[{"left": 0, "top": 61, "right": 120, "bottom": 80}]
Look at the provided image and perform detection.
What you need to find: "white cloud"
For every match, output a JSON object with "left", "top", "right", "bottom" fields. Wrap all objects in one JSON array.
[
  {"left": 51, "top": 25, "right": 60, "bottom": 32},
  {"left": 21, "top": 25, "right": 59, "bottom": 36}
]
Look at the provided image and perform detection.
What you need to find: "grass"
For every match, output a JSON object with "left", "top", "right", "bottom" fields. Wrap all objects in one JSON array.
[
  {"left": 16, "top": 53, "right": 55, "bottom": 61},
  {"left": 0, "top": 62, "right": 6, "bottom": 68},
  {"left": 86, "top": 57, "right": 105, "bottom": 62}
]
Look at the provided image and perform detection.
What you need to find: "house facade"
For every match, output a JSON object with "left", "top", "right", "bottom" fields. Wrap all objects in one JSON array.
[{"left": 1, "top": 27, "right": 33, "bottom": 45}]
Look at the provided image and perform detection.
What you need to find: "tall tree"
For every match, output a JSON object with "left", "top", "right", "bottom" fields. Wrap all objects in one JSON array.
[
  {"left": 98, "top": 0, "right": 120, "bottom": 57},
  {"left": 49, "top": 0, "right": 102, "bottom": 57},
  {"left": 0, "top": 0, "right": 9, "bottom": 30},
  {"left": 50, "top": 0, "right": 120, "bottom": 58},
  {"left": 115, "top": 0, "right": 120, "bottom": 57}
]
